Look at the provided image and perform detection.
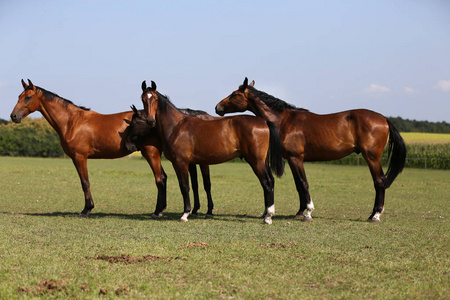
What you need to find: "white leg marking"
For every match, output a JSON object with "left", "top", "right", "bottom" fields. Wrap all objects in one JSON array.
[
  {"left": 180, "top": 212, "right": 190, "bottom": 222},
  {"left": 373, "top": 212, "right": 381, "bottom": 221},
  {"left": 267, "top": 205, "right": 275, "bottom": 216},
  {"left": 264, "top": 205, "right": 275, "bottom": 225},
  {"left": 304, "top": 199, "right": 314, "bottom": 219}
]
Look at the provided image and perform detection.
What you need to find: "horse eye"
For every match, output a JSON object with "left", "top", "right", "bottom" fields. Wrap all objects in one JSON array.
[{"left": 25, "top": 96, "right": 31, "bottom": 102}]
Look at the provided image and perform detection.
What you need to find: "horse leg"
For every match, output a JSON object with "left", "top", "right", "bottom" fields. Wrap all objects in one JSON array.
[
  {"left": 173, "top": 163, "right": 192, "bottom": 222},
  {"left": 199, "top": 164, "right": 214, "bottom": 218},
  {"left": 189, "top": 164, "right": 200, "bottom": 216},
  {"left": 363, "top": 154, "right": 386, "bottom": 222},
  {"left": 287, "top": 157, "right": 314, "bottom": 221},
  {"left": 72, "top": 155, "right": 94, "bottom": 217},
  {"left": 141, "top": 147, "right": 167, "bottom": 218},
  {"left": 248, "top": 160, "right": 275, "bottom": 225}
]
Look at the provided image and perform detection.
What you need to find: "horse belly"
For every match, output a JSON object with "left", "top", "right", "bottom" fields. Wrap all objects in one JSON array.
[
  {"left": 283, "top": 131, "right": 356, "bottom": 162},
  {"left": 303, "top": 146, "right": 355, "bottom": 162},
  {"left": 88, "top": 130, "right": 130, "bottom": 159},
  {"left": 191, "top": 140, "right": 240, "bottom": 165}
]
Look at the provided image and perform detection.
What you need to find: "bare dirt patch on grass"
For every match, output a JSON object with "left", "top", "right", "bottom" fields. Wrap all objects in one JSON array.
[
  {"left": 260, "top": 242, "right": 297, "bottom": 248},
  {"left": 184, "top": 241, "right": 209, "bottom": 248},
  {"left": 18, "top": 279, "right": 68, "bottom": 296},
  {"left": 85, "top": 254, "right": 186, "bottom": 264}
]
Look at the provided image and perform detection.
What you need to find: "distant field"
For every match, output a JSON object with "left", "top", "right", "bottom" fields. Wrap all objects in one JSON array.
[
  {"left": 401, "top": 132, "right": 450, "bottom": 144},
  {"left": 0, "top": 157, "right": 448, "bottom": 299}
]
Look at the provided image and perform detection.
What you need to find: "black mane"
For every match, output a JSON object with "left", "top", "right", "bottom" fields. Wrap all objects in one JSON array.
[
  {"left": 246, "top": 86, "right": 307, "bottom": 112},
  {"left": 36, "top": 86, "right": 90, "bottom": 111},
  {"left": 143, "top": 88, "right": 183, "bottom": 114},
  {"left": 179, "top": 108, "right": 209, "bottom": 117}
]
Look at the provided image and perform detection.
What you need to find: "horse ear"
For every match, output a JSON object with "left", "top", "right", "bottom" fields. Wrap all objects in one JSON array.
[
  {"left": 27, "top": 79, "right": 34, "bottom": 89},
  {"left": 21, "top": 79, "right": 28, "bottom": 89},
  {"left": 239, "top": 77, "right": 248, "bottom": 92},
  {"left": 141, "top": 81, "right": 147, "bottom": 92},
  {"left": 151, "top": 81, "right": 157, "bottom": 91},
  {"left": 130, "top": 104, "right": 138, "bottom": 113},
  {"left": 249, "top": 80, "right": 255, "bottom": 87}
]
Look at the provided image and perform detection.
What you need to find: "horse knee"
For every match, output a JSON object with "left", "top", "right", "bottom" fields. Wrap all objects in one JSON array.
[
  {"left": 262, "top": 169, "right": 275, "bottom": 191},
  {"left": 373, "top": 175, "right": 386, "bottom": 190},
  {"left": 155, "top": 173, "right": 167, "bottom": 188}
]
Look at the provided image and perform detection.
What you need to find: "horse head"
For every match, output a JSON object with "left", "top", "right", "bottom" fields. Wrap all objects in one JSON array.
[
  {"left": 10, "top": 79, "right": 41, "bottom": 123},
  {"left": 141, "top": 80, "right": 158, "bottom": 127},
  {"left": 215, "top": 77, "right": 254, "bottom": 116},
  {"left": 124, "top": 104, "right": 153, "bottom": 152}
]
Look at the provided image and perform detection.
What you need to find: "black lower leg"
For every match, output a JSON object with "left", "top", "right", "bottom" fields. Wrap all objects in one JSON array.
[{"left": 189, "top": 165, "right": 200, "bottom": 215}]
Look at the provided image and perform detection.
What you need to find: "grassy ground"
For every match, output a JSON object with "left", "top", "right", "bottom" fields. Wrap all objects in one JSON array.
[{"left": 0, "top": 157, "right": 448, "bottom": 299}]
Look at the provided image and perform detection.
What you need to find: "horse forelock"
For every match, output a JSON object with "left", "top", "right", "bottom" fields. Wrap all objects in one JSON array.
[
  {"left": 247, "top": 86, "right": 307, "bottom": 112},
  {"left": 36, "top": 86, "right": 90, "bottom": 111}
]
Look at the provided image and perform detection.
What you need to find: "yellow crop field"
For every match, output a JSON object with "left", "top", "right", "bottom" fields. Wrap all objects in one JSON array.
[{"left": 401, "top": 132, "right": 450, "bottom": 144}]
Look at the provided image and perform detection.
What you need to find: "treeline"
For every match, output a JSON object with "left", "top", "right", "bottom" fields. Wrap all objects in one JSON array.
[
  {"left": 0, "top": 116, "right": 449, "bottom": 169},
  {"left": 0, "top": 117, "right": 64, "bottom": 157},
  {"left": 2, "top": 116, "right": 450, "bottom": 132},
  {"left": 388, "top": 117, "right": 450, "bottom": 133}
]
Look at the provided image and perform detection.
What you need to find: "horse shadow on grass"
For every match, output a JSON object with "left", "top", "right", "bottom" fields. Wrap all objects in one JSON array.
[{"left": 14, "top": 211, "right": 336, "bottom": 223}]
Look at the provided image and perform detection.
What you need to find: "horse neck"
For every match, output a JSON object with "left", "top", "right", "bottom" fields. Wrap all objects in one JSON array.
[
  {"left": 156, "top": 99, "right": 186, "bottom": 141},
  {"left": 37, "top": 93, "right": 84, "bottom": 138},
  {"left": 248, "top": 94, "right": 284, "bottom": 127}
]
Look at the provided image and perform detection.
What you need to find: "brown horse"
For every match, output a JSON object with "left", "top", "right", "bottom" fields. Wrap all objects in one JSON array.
[
  {"left": 216, "top": 78, "right": 406, "bottom": 222},
  {"left": 125, "top": 105, "right": 217, "bottom": 218},
  {"left": 11, "top": 79, "right": 192, "bottom": 217},
  {"left": 140, "top": 80, "right": 284, "bottom": 224}
]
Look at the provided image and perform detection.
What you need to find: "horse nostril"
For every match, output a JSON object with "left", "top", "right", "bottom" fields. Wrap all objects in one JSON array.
[
  {"left": 146, "top": 119, "right": 156, "bottom": 127},
  {"left": 215, "top": 106, "right": 224, "bottom": 116}
]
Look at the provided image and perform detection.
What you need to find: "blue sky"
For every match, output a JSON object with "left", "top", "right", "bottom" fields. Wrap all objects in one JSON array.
[{"left": 1, "top": 0, "right": 449, "bottom": 122}]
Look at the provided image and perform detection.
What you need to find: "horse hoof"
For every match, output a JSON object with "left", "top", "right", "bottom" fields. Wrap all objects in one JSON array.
[
  {"left": 180, "top": 218, "right": 189, "bottom": 223},
  {"left": 190, "top": 213, "right": 198, "bottom": 218},
  {"left": 151, "top": 213, "right": 162, "bottom": 219},
  {"left": 367, "top": 218, "right": 380, "bottom": 223},
  {"left": 205, "top": 214, "right": 214, "bottom": 219},
  {"left": 302, "top": 216, "right": 313, "bottom": 222},
  {"left": 78, "top": 212, "right": 90, "bottom": 218},
  {"left": 264, "top": 218, "right": 273, "bottom": 225},
  {"left": 294, "top": 214, "right": 304, "bottom": 220}
]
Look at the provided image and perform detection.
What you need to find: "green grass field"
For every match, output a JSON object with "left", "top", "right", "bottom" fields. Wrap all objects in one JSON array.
[{"left": 0, "top": 157, "right": 448, "bottom": 299}]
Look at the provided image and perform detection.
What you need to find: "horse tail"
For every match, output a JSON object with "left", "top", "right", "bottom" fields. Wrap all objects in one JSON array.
[
  {"left": 384, "top": 119, "right": 407, "bottom": 189},
  {"left": 267, "top": 121, "right": 285, "bottom": 177}
]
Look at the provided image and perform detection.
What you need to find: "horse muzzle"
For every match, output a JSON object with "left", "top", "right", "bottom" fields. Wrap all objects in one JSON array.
[
  {"left": 215, "top": 105, "right": 225, "bottom": 116},
  {"left": 146, "top": 119, "right": 156, "bottom": 128},
  {"left": 10, "top": 112, "right": 22, "bottom": 123}
]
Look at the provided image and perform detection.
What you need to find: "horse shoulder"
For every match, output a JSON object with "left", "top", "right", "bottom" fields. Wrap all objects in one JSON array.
[{"left": 280, "top": 110, "right": 308, "bottom": 138}]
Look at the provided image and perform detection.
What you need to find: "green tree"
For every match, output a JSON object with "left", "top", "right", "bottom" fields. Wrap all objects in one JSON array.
[{"left": 0, "top": 118, "right": 63, "bottom": 157}]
